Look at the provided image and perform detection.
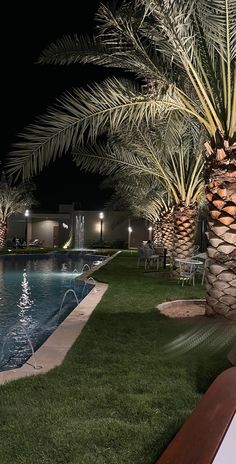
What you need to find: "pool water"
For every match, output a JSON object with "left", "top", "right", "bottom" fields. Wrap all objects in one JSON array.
[{"left": 0, "top": 253, "right": 105, "bottom": 371}]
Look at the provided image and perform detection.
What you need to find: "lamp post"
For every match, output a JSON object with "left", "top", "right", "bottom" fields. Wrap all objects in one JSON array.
[
  {"left": 24, "top": 209, "right": 29, "bottom": 245},
  {"left": 99, "top": 212, "right": 104, "bottom": 243},
  {"left": 148, "top": 226, "right": 153, "bottom": 241},
  {"left": 128, "top": 226, "right": 132, "bottom": 249}
]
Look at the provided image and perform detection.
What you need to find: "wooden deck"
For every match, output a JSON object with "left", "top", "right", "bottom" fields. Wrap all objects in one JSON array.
[{"left": 156, "top": 367, "right": 236, "bottom": 464}]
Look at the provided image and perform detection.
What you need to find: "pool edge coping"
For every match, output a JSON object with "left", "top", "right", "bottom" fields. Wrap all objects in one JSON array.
[{"left": 0, "top": 250, "right": 121, "bottom": 385}]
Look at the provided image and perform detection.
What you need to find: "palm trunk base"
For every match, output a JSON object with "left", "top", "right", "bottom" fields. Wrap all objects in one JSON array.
[{"left": 0, "top": 221, "right": 7, "bottom": 249}]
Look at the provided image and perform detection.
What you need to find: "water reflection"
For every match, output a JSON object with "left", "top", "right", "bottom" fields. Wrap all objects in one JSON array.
[{"left": 17, "top": 270, "right": 34, "bottom": 325}]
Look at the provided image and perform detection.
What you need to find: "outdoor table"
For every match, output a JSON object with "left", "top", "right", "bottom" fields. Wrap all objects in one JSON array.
[
  {"left": 192, "top": 252, "right": 207, "bottom": 260},
  {"left": 175, "top": 258, "right": 204, "bottom": 286}
]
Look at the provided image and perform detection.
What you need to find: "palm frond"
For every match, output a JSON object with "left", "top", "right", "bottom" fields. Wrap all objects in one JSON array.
[{"left": 6, "top": 78, "right": 162, "bottom": 179}]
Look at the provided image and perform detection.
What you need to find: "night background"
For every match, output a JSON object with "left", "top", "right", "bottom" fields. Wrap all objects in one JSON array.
[{"left": 1, "top": 1, "right": 116, "bottom": 211}]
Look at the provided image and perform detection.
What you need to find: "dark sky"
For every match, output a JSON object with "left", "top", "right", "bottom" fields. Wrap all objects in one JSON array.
[{"left": 1, "top": 1, "right": 116, "bottom": 211}]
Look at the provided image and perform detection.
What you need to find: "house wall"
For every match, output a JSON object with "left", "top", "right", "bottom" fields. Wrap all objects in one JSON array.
[
  {"left": 7, "top": 210, "right": 154, "bottom": 249},
  {"left": 81, "top": 211, "right": 129, "bottom": 246},
  {"left": 7, "top": 214, "right": 26, "bottom": 246},
  {"left": 129, "top": 218, "right": 150, "bottom": 248},
  {"left": 30, "top": 220, "right": 59, "bottom": 247},
  {"left": 7, "top": 205, "right": 208, "bottom": 250}
]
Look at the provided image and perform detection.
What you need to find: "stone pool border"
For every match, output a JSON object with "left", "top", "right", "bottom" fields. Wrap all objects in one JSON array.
[{"left": 0, "top": 251, "right": 120, "bottom": 385}]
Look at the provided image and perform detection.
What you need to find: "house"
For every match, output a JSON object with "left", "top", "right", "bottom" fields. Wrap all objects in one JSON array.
[{"left": 7, "top": 205, "right": 149, "bottom": 249}]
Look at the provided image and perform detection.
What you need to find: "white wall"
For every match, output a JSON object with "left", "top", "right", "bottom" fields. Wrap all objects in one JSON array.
[{"left": 31, "top": 220, "right": 58, "bottom": 247}]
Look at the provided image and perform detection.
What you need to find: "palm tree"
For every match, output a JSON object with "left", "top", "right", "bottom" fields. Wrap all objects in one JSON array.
[
  {"left": 102, "top": 174, "right": 175, "bottom": 250},
  {"left": 111, "top": 180, "right": 175, "bottom": 250},
  {"left": 156, "top": 203, "right": 174, "bottom": 252},
  {"left": 72, "top": 119, "right": 204, "bottom": 259},
  {"left": 6, "top": 0, "right": 236, "bottom": 316},
  {"left": 0, "top": 175, "right": 35, "bottom": 248}
]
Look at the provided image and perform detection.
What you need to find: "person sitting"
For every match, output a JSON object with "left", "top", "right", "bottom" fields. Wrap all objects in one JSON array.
[
  {"left": 144, "top": 240, "right": 155, "bottom": 253},
  {"left": 12, "top": 236, "right": 17, "bottom": 248},
  {"left": 139, "top": 240, "right": 159, "bottom": 269},
  {"left": 18, "top": 237, "right": 27, "bottom": 248}
]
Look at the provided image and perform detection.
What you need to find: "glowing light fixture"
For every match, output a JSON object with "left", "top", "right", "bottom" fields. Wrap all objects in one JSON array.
[
  {"left": 148, "top": 225, "right": 153, "bottom": 240},
  {"left": 99, "top": 212, "right": 104, "bottom": 242},
  {"left": 128, "top": 226, "right": 133, "bottom": 249}
]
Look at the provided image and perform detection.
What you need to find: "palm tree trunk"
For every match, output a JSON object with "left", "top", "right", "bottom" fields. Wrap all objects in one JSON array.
[
  {"left": 161, "top": 211, "right": 174, "bottom": 252},
  {"left": 173, "top": 203, "right": 197, "bottom": 259},
  {"left": 153, "top": 221, "right": 163, "bottom": 245},
  {"left": 0, "top": 220, "right": 7, "bottom": 248},
  {"left": 205, "top": 144, "right": 236, "bottom": 318}
]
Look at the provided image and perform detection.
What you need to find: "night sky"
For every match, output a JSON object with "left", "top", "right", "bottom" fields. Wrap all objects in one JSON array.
[{"left": 1, "top": 1, "right": 116, "bottom": 212}]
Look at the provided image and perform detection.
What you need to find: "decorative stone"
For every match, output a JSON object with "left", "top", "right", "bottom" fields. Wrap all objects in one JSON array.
[{"left": 157, "top": 299, "right": 206, "bottom": 318}]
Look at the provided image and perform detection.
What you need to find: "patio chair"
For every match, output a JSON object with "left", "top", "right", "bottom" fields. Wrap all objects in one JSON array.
[
  {"left": 175, "top": 259, "right": 196, "bottom": 286},
  {"left": 191, "top": 254, "right": 206, "bottom": 285},
  {"left": 137, "top": 246, "right": 159, "bottom": 270},
  {"left": 28, "top": 238, "right": 43, "bottom": 247},
  {"left": 154, "top": 246, "right": 168, "bottom": 269}
]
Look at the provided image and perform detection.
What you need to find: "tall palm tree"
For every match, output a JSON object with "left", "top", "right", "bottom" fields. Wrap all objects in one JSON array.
[
  {"left": 7, "top": 0, "right": 236, "bottom": 316},
  {"left": 103, "top": 175, "right": 175, "bottom": 250},
  {"left": 156, "top": 203, "right": 174, "bottom": 252},
  {"left": 72, "top": 120, "right": 204, "bottom": 259},
  {"left": 0, "top": 175, "right": 35, "bottom": 248}
]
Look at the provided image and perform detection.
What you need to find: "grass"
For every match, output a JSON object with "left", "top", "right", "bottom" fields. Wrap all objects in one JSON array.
[{"left": 0, "top": 254, "right": 232, "bottom": 464}]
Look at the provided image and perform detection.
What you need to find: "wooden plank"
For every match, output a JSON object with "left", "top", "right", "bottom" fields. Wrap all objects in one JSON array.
[{"left": 156, "top": 367, "right": 236, "bottom": 464}]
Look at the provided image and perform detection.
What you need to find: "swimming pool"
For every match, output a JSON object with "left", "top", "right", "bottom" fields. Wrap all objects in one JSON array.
[{"left": 0, "top": 252, "right": 105, "bottom": 371}]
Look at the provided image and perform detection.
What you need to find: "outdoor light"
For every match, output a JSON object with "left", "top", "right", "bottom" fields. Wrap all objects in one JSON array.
[
  {"left": 24, "top": 209, "right": 30, "bottom": 244},
  {"left": 99, "top": 212, "right": 104, "bottom": 242},
  {"left": 148, "top": 225, "right": 153, "bottom": 240},
  {"left": 128, "top": 226, "right": 133, "bottom": 249}
]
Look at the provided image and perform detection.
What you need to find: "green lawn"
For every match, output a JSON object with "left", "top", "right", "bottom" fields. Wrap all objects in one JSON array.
[{"left": 0, "top": 254, "right": 232, "bottom": 464}]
